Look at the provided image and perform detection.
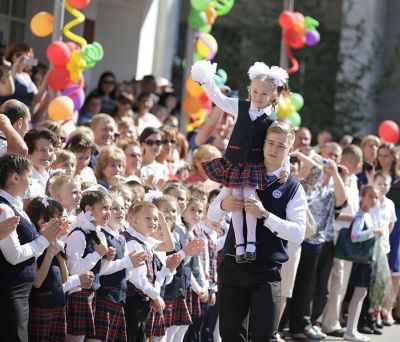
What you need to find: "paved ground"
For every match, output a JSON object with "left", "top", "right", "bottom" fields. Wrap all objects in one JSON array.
[{"left": 280, "top": 323, "right": 400, "bottom": 341}]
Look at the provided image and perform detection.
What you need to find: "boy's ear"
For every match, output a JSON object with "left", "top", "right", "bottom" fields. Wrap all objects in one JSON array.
[{"left": 9, "top": 172, "right": 18, "bottom": 185}]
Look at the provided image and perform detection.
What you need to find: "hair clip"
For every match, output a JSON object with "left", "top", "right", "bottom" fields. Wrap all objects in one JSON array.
[{"left": 41, "top": 197, "right": 50, "bottom": 208}]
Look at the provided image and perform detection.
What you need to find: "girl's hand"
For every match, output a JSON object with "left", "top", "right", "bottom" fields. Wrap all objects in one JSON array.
[
  {"left": 209, "top": 292, "right": 216, "bottom": 306},
  {"left": 166, "top": 253, "right": 182, "bottom": 271},
  {"left": 158, "top": 211, "right": 167, "bottom": 228},
  {"left": 183, "top": 239, "right": 205, "bottom": 257},
  {"left": 40, "top": 218, "right": 63, "bottom": 242},
  {"left": 79, "top": 271, "right": 95, "bottom": 289},
  {"left": 277, "top": 170, "right": 289, "bottom": 184},
  {"left": 0, "top": 213, "right": 20, "bottom": 240},
  {"left": 47, "top": 241, "right": 62, "bottom": 258},
  {"left": 105, "top": 246, "right": 116, "bottom": 260},
  {"left": 95, "top": 242, "right": 108, "bottom": 257},
  {"left": 199, "top": 289, "right": 209, "bottom": 303},
  {"left": 129, "top": 251, "right": 150, "bottom": 268}
]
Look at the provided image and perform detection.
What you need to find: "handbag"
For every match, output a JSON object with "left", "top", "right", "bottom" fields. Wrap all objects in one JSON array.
[{"left": 334, "top": 226, "right": 375, "bottom": 264}]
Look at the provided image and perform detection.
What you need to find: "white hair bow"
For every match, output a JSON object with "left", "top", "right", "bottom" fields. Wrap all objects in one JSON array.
[
  {"left": 248, "top": 62, "right": 270, "bottom": 80},
  {"left": 41, "top": 197, "right": 50, "bottom": 208},
  {"left": 266, "top": 66, "right": 289, "bottom": 87}
]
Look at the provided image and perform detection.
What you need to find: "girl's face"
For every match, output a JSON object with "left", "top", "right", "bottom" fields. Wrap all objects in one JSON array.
[
  {"left": 362, "top": 189, "right": 379, "bottom": 211},
  {"left": 248, "top": 79, "right": 277, "bottom": 109},
  {"left": 125, "top": 145, "right": 143, "bottom": 172},
  {"left": 56, "top": 159, "right": 76, "bottom": 176},
  {"left": 74, "top": 148, "right": 92, "bottom": 174},
  {"left": 161, "top": 136, "right": 176, "bottom": 156},
  {"left": 374, "top": 176, "right": 391, "bottom": 198},
  {"left": 183, "top": 201, "right": 204, "bottom": 226},
  {"left": 110, "top": 198, "right": 126, "bottom": 229},
  {"left": 363, "top": 141, "right": 379, "bottom": 162},
  {"left": 59, "top": 182, "right": 81, "bottom": 212},
  {"left": 15, "top": 167, "right": 32, "bottom": 197},
  {"left": 142, "top": 133, "right": 162, "bottom": 157},
  {"left": 88, "top": 198, "right": 112, "bottom": 226},
  {"left": 377, "top": 147, "right": 394, "bottom": 170},
  {"left": 191, "top": 190, "right": 208, "bottom": 208},
  {"left": 102, "top": 160, "right": 124, "bottom": 183},
  {"left": 157, "top": 200, "right": 178, "bottom": 228}
]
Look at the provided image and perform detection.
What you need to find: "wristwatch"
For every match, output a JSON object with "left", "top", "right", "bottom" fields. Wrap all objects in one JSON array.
[{"left": 261, "top": 211, "right": 270, "bottom": 225}]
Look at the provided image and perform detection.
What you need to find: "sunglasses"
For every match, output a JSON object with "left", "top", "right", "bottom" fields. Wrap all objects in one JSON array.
[
  {"left": 103, "top": 80, "right": 115, "bottom": 85},
  {"left": 144, "top": 139, "right": 162, "bottom": 147},
  {"left": 162, "top": 139, "right": 176, "bottom": 145}
]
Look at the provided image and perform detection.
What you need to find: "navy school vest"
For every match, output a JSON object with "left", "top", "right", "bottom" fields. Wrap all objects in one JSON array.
[
  {"left": 68, "top": 227, "right": 102, "bottom": 290},
  {"left": 0, "top": 196, "right": 37, "bottom": 284},
  {"left": 29, "top": 254, "right": 65, "bottom": 308},
  {"left": 225, "top": 100, "right": 277, "bottom": 163},
  {"left": 98, "top": 228, "right": 127, "bottom": 303},
  {"left": 224, "top": 176, "right": 301, "bottom": 265}
]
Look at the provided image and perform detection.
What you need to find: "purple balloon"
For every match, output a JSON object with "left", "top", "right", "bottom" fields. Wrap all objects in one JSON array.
[
  {"left": 62, "top": 84, "right": 85, "bottom": 111},
  {"left": 305, "top": 30, "right": 320, "bottom": 46}
]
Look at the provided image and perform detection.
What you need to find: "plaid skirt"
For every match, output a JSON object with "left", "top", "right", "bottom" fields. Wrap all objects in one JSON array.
[
  {"left": 92, "top": 296, "right": 127, "bottom": 342},
  {"left": 28, "top": 307, "right": 66, "bottom": 342},
  {"left": 186, "top": 289, "right": 202, "bottom": 320},
  {"left": 164, "top": 297, "right": 192, "bottom": 327},
  {"left": 146, "top": 309, "right": 166, "bottom": 337},
  {"left": 201, "top": 158, "right": 268, "bottom": 189},
  {"left": 67, "top": 289, "right": 96, "bottom": 336}
]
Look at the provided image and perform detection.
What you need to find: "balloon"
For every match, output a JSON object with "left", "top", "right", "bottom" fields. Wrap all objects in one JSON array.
[
  {"left": 278, "top": 11, "right": 295, "bottom": 29},
  {"left": 284, "top": 29, "right": 305, "bottom": 49},
  {"left": 66, "top": 42, "right": 80, "bottom": 52},
  {"left": 182, "top": 96, "right": 202, "bottom": 114},
  {"left": 305, "top": 30, "right": 320, "bottom": 46},
  {"left": 205, "top": 6, "right": 217, "bottom": 25},
  {"left": 48, "top": 96, "right": 74, "bottom": 121},
  {"left": 190, "top": 0, "right": 210, "bottom": 11},
  {"left": 214, "top": 68, "right": 228, "bottom": 88},
  {"left": 64, "top": 1, "right": 87, "bottom": 48},
  {"left": 293, "top": 12, "right": 305, "bottom": 25},
  {"left": 46, "top": 41, "right": 71, "bottom": 67},
  {"left": 289, "top": 93, "right": 304, "bottom": 111},
  {"left": 186, "top": 115, "right": 206, "bottom": 133},
  {"left": 188, "top": 10, "right": 207, "bottom": 29},
  {"left": 199, "top": 92, "right": 211, "bottom": 109},
  {"left": 68, "top": 0, "right": 91, "bottom": 10},
  {"left": 62, "top": 84, "right": 85, "bottom": 111},
  {"left": 82, "top": 42, "right": 104, "bottom": 70},
  {"left": 213, "top": 0, "right": 235, "bottom": 16},
  {"left": 186, "top": 78, "right": 204, "bottom": 97},
  {"left": 378, "top": 120, "right": 400, "bottom": 143},
  {"left": 199, "top": 25, "right": 212, "bottom": 33},
  {"left": 30, "top": 12, "right": 54, "bottom": 37},
  {"left": 305, "top": 16, "right": 319, "bottom": 30},
  {"left": 48, "top": 67, "right": 70, "bottom": 91},
  {"left": 196, "top": 33, "right": 218, "bottom": 59},
  {"left": 189, "top": 108, "right": 207, "bottom": 121},
  {"left": 66, "top": 50, "right": 86, "bottom": 82},
  {"left": 286, "top": 112, "right": 301, "bottom": 127},
  {"left": 193, "top": 52, "right": 203, "bottom": 62}
]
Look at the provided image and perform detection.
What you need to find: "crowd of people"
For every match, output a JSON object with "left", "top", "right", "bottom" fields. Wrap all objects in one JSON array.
[{"left": 0, "top": 40, "right": 399, "bottom": 342}]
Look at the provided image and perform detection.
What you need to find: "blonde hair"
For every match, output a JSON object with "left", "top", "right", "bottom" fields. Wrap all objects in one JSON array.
[
  {"left": 48, "top": 174, "right": 80, "bottom": 198},
  {"left": 37, "top": 120, "right": 65, "bottom": 137},
  {"left": 266, "top": 122, "right": 295, "bottom": 145},
  {"left": 51, "top": 150, "right": 76, "bottom": 168},
  {"left": 90, "top": 113, "right": 115, "bottom": 129},
  {"left": 191, "top": 144, "right": 222, "bottom": 172},
  {"left": 95, "top": 146, "right": 126, "bottom": 180},
  {"left": 361, "top": 135, "right": 381, "bottom": 149},
  {"left": 128, "top": 201, "right": 157, "bottom": 216}
]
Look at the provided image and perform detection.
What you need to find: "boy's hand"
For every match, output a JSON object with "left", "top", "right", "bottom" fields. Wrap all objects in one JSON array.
[
  {"left": 47, "top": 241, "right": 62, "bottom": 258},
  {"left": 129, "top": 251, "right": 150, "bottom": 268},
  {"left": 183, "top": 239, "right": 205, "bottom": 257},
  {"left": 166, "top": 253, "right": 182, "bottom": 271},
  {"left": 277, "top": 170, "right": 289, "bottom": 184},
  {"left": 152, "top": 296, "right": 166, "bottom": 312},
  {"left": 79, "top": 271, "right": 95, "bottom": 289},
  {"left": 95, "top": 243, "right": 108, "bottom": 257},
  {"left": 105, "top": 247, "right": 116, "bottom": 260}
]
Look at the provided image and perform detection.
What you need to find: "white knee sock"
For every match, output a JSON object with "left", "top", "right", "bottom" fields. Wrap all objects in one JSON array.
[
  {"left": 173, "top": 325, "right": 189, "bottom": 342},
  {"left": 151, "top": 335, "right": 167, "bottom": 342},
  {"left": 243, "top": 187, "right": 257, "bottom": 253},
  {"left": 66, "top": 335, "right": 85, "bottom": 342},
  {"left": 166, "top": 326, "right": 179, "bottom": 342},
  {"left": 232, "top": 188, "right": 245, "bottom": 255},
  {"left": 346, "top": 287, "right": 368, "bottom": 337}
]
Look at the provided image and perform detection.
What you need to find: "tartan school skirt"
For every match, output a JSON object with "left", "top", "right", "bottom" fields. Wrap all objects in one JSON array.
[
  {"left": 67, "top": 289, "right": 96, "bottom": 337},
  {"left": 186, "top": 288, "right": 202, "bottom": 320},
  {"left": 201, "top": 158, "right": 268, "bottom": 190},
  {"left": 92, "top": 296, "right": 127, "bottom": 342},
  {"left": 28, "top": 307, "right": 66, "bottom": 342},
  {"left": 164, "top": 296, "right": 192, "bottom": 327},
  {"left": 146, "top": 309, "right": 166, "bottom": 337}
]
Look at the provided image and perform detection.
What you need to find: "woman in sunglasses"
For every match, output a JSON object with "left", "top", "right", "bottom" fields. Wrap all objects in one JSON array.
[
  {"left": 88, "top": 71, "right": 117, "bottom": 115},
  {"left": 157, "top": 126, "right": 179, "bottom": 180},
  {"left": 139, "top": 127, "right": 168, "bottom": 188}
]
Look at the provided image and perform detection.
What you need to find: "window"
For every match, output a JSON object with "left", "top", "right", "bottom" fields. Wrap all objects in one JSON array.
[{"left": 0, "top": 0, "right": 27, "bottom": 47}]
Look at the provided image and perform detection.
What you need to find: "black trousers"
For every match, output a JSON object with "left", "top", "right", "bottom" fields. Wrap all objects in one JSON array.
[
  {"left": 125, "top": 295, "right": 150, "bottom": 342},
  {"left": 0, "top": 281, "right": 33, "bottom": 342},
  {"left": 185, "top": 299, "right": 208, "bottom": 342},
  {"left": 201, "top": 292, "right": 219, "bottom": 342},
  {"left": 218, "top": 257, "right": 281, "bottom": 342}
]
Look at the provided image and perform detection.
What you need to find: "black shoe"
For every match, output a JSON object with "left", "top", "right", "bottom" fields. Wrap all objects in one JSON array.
[
  {"left": 325, "top": 328, "right": 345, "bottom": 337},
  {"left": 235, "top": 254, "right": 246, "bottom": 263},
  {"left": 245, "top": 251, "right": 256, "bottom": 262},
  {"left": 358, "top": 325, "right": 374, "bottom": 334}
]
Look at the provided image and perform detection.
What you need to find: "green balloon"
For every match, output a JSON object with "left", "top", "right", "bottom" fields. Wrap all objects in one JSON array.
[
  {"left": 199, "top": 25, "right": 212, "bottom": 33},
  {"left": 188, "top": 10, "right": 207, "bottom": 29},
  {"left": 305, "top": 16, "right": 319, "bottom": 30},
  {"left": 286, "top": 112, "right": 301, "bottom": 127},
  {"left": 193, "top": 52, "right": 203, "bottom": 62},
  {"left": 82, "top": 42, "right": 104, "bottom": 70},
  {"left": 190, "top": 0, "right": 210, "bottom": 11},
  {"left": 212, "top": 0, "right": 235, "bottom": 16},
  {"left": 289, "top": 93, "right": 304, "bottom": 112},
  {"left": 214, "top": 68, "right": 228, "bottom": 87}
]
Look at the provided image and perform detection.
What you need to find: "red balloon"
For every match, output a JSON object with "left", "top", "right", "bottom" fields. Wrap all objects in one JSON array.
[
  {"left": 46, "top": 41, "right": 71, "bottom": 67},
  {"left": 67, "top": 0, "right": 91, "bottom": 9},
  {"left": 199, "top": 92, "right": 211, "bottom": 109},
  {"left": 279, "top": 11, "right": 295, "bottom": 29},
  {"left": 378, "top": 120, "right": 400, "bottom": 143},
  {"left": 66, "top": 41, "right": 79, "bottom": 52},
  {"left": 284, "top": 29, "right": 305, "bottom": 49},
  {"left": 48, "top": 67, "right": 70, "bottom": 91}
]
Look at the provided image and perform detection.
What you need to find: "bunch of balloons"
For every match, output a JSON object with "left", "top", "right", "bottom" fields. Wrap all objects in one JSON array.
[
  {"left": 30, "top": 0, "right": 104, "bottom": 122},
  {"left": 278, "top": 11, "right": 320, "bottom": 74},
  {"left": 185, "top": 0, "right": 234, "bottom": 133},
  {"left": 378, "top": 120, "right": 399, "bottom": 143},
  {"left": 276, "top": 92, "right": 304, "bottom": 128}
]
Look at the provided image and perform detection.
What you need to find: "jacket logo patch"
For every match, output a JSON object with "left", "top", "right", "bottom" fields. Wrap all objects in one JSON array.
[{"left": 272, "top": 190, "right": 282, "bottom": 199}]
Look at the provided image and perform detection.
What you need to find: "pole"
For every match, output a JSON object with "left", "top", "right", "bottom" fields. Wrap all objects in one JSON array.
[
  {"left": 52, "top": 0, "right": 65, "bottom": 42},
  {"left": 279, "top": 0, "right": 294, "bottom": 68}
]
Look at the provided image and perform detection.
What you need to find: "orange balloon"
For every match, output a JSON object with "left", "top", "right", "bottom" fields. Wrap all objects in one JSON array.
[
  {"left": 30, "top": 12, "right": 54, "bottom": 37},
  {"left": 205, "top": 6, "right": 217, "bottom": 25},
  {"left": 189, "top": 108, "right": 206, "bottom": 121},
  {"left": 182, "top": 96, "right": 202, "bottom": 114},
  {"left": 48, "top": 96, "right": 74, "bottom": 121},
  {"left": 186, "top": 78, "right": 204, "bottom": 97}
]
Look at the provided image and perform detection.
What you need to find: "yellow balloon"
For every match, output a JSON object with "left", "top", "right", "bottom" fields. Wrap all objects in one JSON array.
[
  {"left": 48, "top": 96, "right": 74, "bottom": 121},
  {"left": 196, "top": 33, "right": 218, "bottom": 58},
  {"left": 30, "top": 12, "right": 54, "bottom": 37},
  {"left": 189, "top": 108, "right": 206, "bottom": 121},
  {"left": 66, "top": 50, "right": 86, "bottom": 82}
]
